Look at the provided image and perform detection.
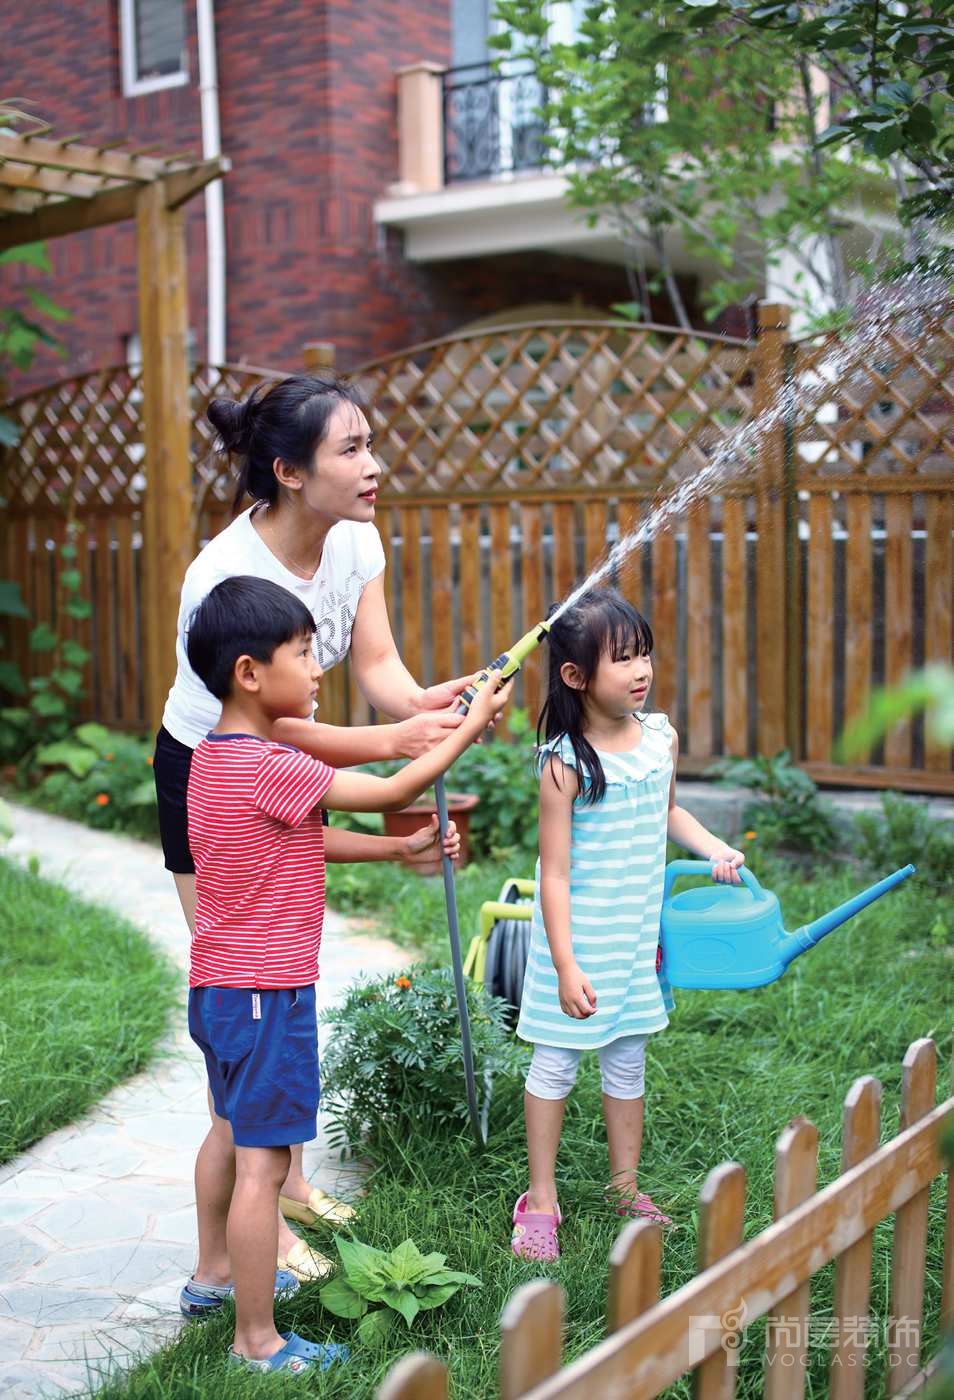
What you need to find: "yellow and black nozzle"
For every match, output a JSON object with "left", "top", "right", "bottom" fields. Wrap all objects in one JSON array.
[{"left": 455, "top": 619, "right": 552, "bottom": 715}]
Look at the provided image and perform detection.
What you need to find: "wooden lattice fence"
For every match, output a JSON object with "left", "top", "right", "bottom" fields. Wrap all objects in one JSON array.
[
  {"left": 1, "top": 308, "right": 952, "bottom": 790},
  {"left": 377, "top": 1038, "right": 953, "bottom": 1400}
]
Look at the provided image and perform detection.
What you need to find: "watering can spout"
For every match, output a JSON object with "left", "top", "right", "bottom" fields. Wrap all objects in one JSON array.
[{"left": 781, "top": 864, "right": 916, "bottom": 965}]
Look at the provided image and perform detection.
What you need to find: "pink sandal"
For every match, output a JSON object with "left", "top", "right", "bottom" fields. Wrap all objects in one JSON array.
[
  {"left": 609, "top": 1190, "right": 672, "bottom": 1225},
  {"left": 511, "top": 1192, "right": 562, "bottom": 1261}
]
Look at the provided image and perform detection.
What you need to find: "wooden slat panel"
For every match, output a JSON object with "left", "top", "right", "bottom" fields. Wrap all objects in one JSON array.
[
  {"left": 607, "top": 1220, "right": 662, "bottom": 1334},
  {"left": 459, "top": 504, "right": 482, "bottom": 676},
  {"left": 616, "top": 498, "right": 641, "bottom": 606},
  {"left": 114, "top": 515, "right": 137, "bottom": 729},
  {"left": 764, "top": 1118, "right": 818, "bottom": 1400},
  {"left": 73, "top": 521, "right": 95, "bottom": 719},
  {"left": 686, "top": 501, "right": 712, "bottom": 758},
  {"left": 651, "top": 528, "right": 677, "bottom": 722},
  {"left": 924, "top": 495, "right": 953, "bottom": 771},
  {"left": 500, "top": 1281, "right": 564, "bottom": 1400},
  {"left": 490, "top": 501, "right": 513, "bottom": 660},
  {"left": 5, "top": 510, "right": 30, "bottom": 689},
  {"left": 754, "top": 499, "right": 787, "bottom": 756},
  {"left": 887, "top": 1039, "right": 937, "bottom": 1395},
  {"left": 378, "top": 1352, "right": 448, "bottom": 1400},
  {"left": 830, "top": 1076, "right": 881, "bottom": 1399},
  {"left": 429, "top": 504, "right": 453, "bottom": 684},
  {"left": 400, "top": 505, "right": 422, "bottom": 682},
  {"left": 693, "top": 1162, "right": 746, "bottom": 1400},
  {"left": 583, "top": 499, "right": 606, "bottom": 577},
  {"left": 33, "top": 522, "right": 53, "bottom": 688},
  {"left": 721, "top": 496, "right": 747, "bottom": 755},
  {"left": 806, "top": 496, "right": 833, "bottom": 763},
  {"left": 521, "top": 504, "right": 545, "bottom": 718},
  {"left": 553, "top": 502, "right": 576, "bottom": 601},
  {"left": 883, "top": 495, "right": 913, "bottom": 768},
  {"left": 843, "top": 494, "right": 872, "bottom": 757}
]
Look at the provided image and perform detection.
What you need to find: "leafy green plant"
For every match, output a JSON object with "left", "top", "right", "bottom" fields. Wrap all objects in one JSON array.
[
  {"left": 0, "top": 238, "right": 70, "bottom": 448},
  {"left": 0, "top": 528, "right": 90, "bottom": 763},
  {"left": 0, "top": 578, "right": 29, "bottom": 708},
  {"left": 29, "top": 722, "right": 158, "bottom": 838},
  {"left": 450, "top": 707, "right": 539, "bottom": 859},
  {"left": 708, "top": 750, "right": 838, "bottom": 855},
  {"left": 854, "top": 791, "right": 954, "bottom": 897},
  {"left": 319, "top": 1236, "right": 481, "bottom": 1349},
  {"left": 319, "top": 965, "right": 526, "bottom": 1151}
]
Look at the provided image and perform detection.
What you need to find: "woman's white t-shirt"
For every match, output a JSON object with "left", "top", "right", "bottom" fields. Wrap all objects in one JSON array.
[{"left": 161, "top": 506, "right": 386, "bottom": 749}]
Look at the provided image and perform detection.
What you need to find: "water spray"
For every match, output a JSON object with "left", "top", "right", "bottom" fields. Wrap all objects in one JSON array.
[{"left": 434, "top": 618, "right": 551, "bottom": 1147}]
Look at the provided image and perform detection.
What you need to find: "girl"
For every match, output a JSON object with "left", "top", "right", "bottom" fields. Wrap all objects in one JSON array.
[{"left": 511, "top": 588, "right": 744, "bottom": 1261}]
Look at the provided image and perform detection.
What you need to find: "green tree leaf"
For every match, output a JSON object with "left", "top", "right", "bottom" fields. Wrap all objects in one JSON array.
[
  {"left": 356, "top": 1309, "right": 395, "bottom": 1348},
  {"left": 29, "top": 623, "right": 58, "bottom": 653},
  {"left": 318, "top": 1276, "right": 368, "bottom": 1319},
  {"left": 0, "top": 581, "right": 29, "bottom": 618}
]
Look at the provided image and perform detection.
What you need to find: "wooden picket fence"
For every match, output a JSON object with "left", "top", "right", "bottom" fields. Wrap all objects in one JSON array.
[
  {"left": 377, "top": 1038, "right": 953, "bottom": 1400},
  {"left": 2, "top": 307, "right": 952, "bottom": 789}
]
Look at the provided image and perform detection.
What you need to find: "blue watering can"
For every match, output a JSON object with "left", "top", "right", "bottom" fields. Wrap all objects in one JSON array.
[{"left": 660, "top": 860, "right": 916, "bottom": 990}]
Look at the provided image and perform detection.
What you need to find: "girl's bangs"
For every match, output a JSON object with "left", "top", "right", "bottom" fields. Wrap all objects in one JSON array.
[{"left": 606, "top": 608, "right": 653, "bottom": 660}]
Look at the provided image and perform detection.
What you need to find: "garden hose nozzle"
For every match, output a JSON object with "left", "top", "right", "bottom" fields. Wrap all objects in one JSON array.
[{"left": 456, "top": 620, "right": 552, "bottom": 714}]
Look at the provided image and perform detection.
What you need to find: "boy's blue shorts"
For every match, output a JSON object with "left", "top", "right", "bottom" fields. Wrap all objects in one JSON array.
[{"left": 188, "top": 985, "right": 319, "bottom": 1148}]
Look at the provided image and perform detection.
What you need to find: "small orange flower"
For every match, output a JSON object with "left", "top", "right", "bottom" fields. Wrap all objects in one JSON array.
[
  {"left": 744, "top": 830, "right": 757, "bottom": 841},
  {"left": 146, "top": 755, "right": 153, "bottom": 766},
  {"left": 395, "top": 976, "right": 412, "bottom": 990},
  {"left": 105, "top": 753, "right": 114, "bottom": 762},
  {"left": 95, "top": 793, "right": 110, "bottom": 806}
]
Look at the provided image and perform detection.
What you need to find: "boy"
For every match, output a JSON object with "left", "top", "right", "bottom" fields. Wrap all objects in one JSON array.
[{"left": 182, "top": 574, "right": 510, "bottom": 1374}]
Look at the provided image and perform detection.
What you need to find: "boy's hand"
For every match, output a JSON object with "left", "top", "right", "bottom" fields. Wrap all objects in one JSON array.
[
  {"left": 401, "top": 815, "right": 460, "bottom": 866},
  {"left": 466, "top": 675, "right": 513, "bottom": 729},
  {"left": 394, "top": 710, "right": 464, "bottom": 758},
  {"left": 710, "top": 845, "right": 745, "bottom": 884},
  {"left": 558, "top": 962, "right": 597, "bottom": 1018}
]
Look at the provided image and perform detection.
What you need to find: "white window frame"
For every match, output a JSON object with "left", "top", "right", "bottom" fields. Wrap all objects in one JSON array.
[{"left": 120, "top": 0, "right": 188, "bottom": 98}]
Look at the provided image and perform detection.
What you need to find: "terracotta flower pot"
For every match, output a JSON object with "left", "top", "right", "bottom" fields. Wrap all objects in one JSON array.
[{"left": 382, "top": 792, "right": 480, "bottom": 876}]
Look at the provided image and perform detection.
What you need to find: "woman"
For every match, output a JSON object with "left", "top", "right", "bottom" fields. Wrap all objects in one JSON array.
[{"left": 154, "top": 375, "right": 472, "bottom": 1281}]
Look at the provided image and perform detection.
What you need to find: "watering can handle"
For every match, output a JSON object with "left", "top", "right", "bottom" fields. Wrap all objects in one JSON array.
[{"left": 663, "top": 858, "right": 762, "bottom": 901}]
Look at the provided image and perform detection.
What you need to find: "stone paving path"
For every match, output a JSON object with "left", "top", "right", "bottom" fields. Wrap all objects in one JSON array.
[{"left": 0, "top": 805, "right": 407, "bottom": 1400}]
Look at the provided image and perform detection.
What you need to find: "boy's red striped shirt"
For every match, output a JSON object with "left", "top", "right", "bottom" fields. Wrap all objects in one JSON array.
[{"left": 187, "top": 734, "right": 335, "bottom": 988}]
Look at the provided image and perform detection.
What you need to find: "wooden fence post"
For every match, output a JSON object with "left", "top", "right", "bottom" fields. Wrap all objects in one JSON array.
[
  {"left": 303, "top": 341, "right": 336, "bottom": 373},
  {"left": 830, "top": 1076, "right": 882, "bottom": 1398},
  {"left": 694, "top": 1161, "right": 747, "bottom": 1400},
  {"left": 607, "top": 1219, "right": 663, "bottom": 1334},
  {"left": 136, "top": 180, "right": 195, "bottom": 734},
  {"left": 764, "top": 1117, "right": 819, "bottom": 1400},
  {"left": 887, "top": 1038, "right": 937, "bottom": 1394},
  {"left": 500, "top": 1280, "right": 564, "bottom": 1400},
  {"left": 377, "top": 1352, "right": 449, "bottom": 1400},
  {"left": 753, "top": 303, "right": 793, "bottom": 759},
  {"left": 942, "top": 1043, "right": 954, "bottom": 1336}
]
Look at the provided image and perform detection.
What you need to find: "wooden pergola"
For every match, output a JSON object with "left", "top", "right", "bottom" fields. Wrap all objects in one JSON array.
[{"left": 0, "top": 125, "right": 228, "bottom": 728}]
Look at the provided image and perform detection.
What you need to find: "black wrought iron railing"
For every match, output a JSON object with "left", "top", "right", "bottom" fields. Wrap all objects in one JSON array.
[{"left": 442, "top": 61, "right": 548, "bottom": 184}]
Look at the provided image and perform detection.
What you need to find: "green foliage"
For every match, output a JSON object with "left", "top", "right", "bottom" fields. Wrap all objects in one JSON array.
[
  {"left": 320, "top": 1236, "right": 481, "bottom": 1348},
  {"left": 449, "top": 707, "right": 539, "bottom": 860},
  {"left": 0, "top": 854, "right": 176, "bottom": 1162},
  {"left": 319, "top": 965, "right": 527, "bottom": 1152},
  {"left": 0, "top": 530, "right": 90, "bottom": 764},
  {"left": 839, "top": 664, "right": 954, "bottom": 758},
  {"left": 27, "top": 722, "right": 158, "bottom": 838},
  {"left": 708, "top": 750, "right": 838, "bottom": 854},
  {"left": 0, "top": 239, "right": 70, "bottom": 446},
  {"left": 854, "top": 791, "right": 954, "bottom": 899}
]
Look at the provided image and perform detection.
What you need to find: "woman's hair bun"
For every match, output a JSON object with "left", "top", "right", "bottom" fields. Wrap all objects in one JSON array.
[{"left": 207, "top": 397, "right": 251, "bottom": 453}]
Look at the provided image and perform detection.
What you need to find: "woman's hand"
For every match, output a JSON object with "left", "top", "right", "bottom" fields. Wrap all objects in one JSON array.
[
  {"left": 557, "top": 961, "right": 597, "bottom": 1019},
  {"left": 394, "top": 710, "right": 464, "bottom": 758},
  {"left": 417, "top": 675, "right": 475, "bottom": 711},
  {"left": 400, "top": 815, "right": 460, "bottom": 866},
  {"left": 709, "top": 845, "right": 745, "bottom": 884}
]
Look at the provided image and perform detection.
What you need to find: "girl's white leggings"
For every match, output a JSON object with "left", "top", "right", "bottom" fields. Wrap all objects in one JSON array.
[{"left": 525, "top": 1034, "right": 648, "bottom": 1101}]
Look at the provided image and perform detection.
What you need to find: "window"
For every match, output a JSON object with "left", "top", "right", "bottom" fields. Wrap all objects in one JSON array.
[{"left": 120, "top": 0, "right": 187, "bottom": 97}]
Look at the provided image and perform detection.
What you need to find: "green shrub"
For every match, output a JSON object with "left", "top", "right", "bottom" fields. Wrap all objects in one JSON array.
[
  {"left": 854, "top": 791, "right": 954, "bottom": 895},
  {"left": 708, "top": 750, "right": 839, "bottom": 854},
  {"left": 28, "top": 722, "right": 158, "bottom": 839},
  {"left": 319, "top": 965, "right": 526, "bottom": 1152},
  {"left": 448, "top": 707, "right": 539, "bottom": 859}
]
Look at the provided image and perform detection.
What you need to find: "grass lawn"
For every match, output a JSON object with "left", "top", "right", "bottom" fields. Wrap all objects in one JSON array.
[
  {"left": 0, "top": 855, "right": 178, "bottom": 1163},
  {"left": 91, "top": 852, "right": 951, "bottom": 1400}
]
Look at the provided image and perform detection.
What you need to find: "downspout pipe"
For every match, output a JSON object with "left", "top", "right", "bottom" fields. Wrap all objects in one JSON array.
[{"left": 196, "top": 0, "right": 226, "bottom": 365}]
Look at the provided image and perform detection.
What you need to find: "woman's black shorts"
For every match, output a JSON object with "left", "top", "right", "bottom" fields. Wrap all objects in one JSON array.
[{"left": 153, "top": 725, "right": 196, "bottom": 874}]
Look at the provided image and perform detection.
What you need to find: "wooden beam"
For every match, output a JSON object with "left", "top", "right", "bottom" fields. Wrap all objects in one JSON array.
[
  {"left": 162, "top": 155, "right": 230, "bottom": 210},
  {"left": 0, "top": 159, "right": 111, "bottom": 199},
  {"left": 136, "top": 182, "right": 195, "bottom": 734},
  {"left": 0, "top": 130, "right": 170, "bottom": 183},
  {"left": 0, "top": 182, "right": 139, "bottom": 248},
  {"left": 0, "top": 187, "right": 44, "bottom": 214}
]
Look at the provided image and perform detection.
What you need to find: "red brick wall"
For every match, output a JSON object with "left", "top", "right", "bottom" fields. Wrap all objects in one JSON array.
[{"left": 3, "top": 1, "right": 705, "bottom": 397}]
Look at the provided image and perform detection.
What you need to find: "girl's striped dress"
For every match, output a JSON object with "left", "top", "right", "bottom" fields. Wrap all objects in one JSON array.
[{"left": 516, "top": 713, "right": 676, "bottom": 1050}]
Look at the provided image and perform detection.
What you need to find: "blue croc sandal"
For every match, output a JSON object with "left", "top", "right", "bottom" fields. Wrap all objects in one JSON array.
[
  {"left": 228, "top": 1331, "right": 350, "bottom": 1374},
  {"left": 179, "top": 1269, "right": 299, "bottom": 1318}
]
